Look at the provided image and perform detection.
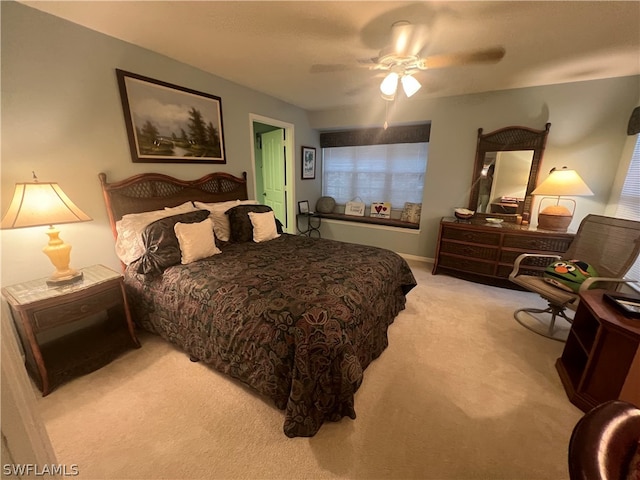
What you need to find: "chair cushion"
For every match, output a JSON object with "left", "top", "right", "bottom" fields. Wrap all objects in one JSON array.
[
  {"left": 543, "top": 259, "right": 598, "bottom": 293},
  {"left": 511, "top": 274, "right": 580, "bottom": 309}
]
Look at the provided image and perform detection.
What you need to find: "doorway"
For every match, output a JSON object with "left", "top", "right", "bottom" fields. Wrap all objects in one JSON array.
[{"left": 250, "top": 114, "right": 295, "bottom": 233}]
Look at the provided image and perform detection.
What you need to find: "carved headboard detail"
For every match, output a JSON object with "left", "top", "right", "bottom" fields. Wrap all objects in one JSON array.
[{"left": 99, "top": 171, "right": 248, "bottom": 240}]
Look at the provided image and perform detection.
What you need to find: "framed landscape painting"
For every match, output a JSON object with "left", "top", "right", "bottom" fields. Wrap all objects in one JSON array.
[{"left": 116, "top": 69, "right": 226, "bottom": 163}]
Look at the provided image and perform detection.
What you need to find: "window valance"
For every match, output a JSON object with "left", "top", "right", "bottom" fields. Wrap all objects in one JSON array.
[{"left": 320, "top": 123, "right": 431, "bottom": 148}]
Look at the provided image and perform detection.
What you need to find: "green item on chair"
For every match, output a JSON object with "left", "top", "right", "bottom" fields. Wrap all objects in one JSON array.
[{"left": 543, "top": 259, "right": 598, "bottom": 293}]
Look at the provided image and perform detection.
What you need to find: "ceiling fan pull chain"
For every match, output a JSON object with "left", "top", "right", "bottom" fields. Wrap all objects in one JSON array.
[{"left": 384, "top": 102, "right": 388, "bottom": 130}]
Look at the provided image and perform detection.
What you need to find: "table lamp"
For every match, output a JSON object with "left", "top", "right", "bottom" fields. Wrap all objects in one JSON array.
[
  {"left": 1, "top": 173, "right": 92, "bottom": 285},
  {"left": 532, "top": 166, "right": 593, "bottom": 232}
]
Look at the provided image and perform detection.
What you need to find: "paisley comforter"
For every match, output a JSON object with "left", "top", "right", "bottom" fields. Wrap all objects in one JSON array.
[{"left": 124, "top": 234, "right": 416, "bottom": 437}]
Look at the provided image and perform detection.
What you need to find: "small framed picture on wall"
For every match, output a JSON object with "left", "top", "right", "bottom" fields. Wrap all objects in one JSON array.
[{"left": 301, "top": 146, "right": 316, "bottom": 180}]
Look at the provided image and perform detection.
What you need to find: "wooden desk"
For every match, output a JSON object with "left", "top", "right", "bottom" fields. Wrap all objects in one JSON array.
[{"left": 556, "top": 289, "right": 640, "bottom": 411}]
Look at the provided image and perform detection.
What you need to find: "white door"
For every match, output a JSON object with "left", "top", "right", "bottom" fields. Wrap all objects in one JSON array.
[{"left": 261, "top": 129, "right": 287, "bottom": 227}]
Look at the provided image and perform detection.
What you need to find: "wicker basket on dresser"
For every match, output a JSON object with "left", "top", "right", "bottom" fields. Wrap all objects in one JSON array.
[{"left": 433, "top": 217, "right": 575, "bottom": 289}]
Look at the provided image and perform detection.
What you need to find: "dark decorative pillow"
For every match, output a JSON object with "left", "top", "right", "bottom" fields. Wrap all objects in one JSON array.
[
  {"left": 135, "top": 210, "right": 210, "bottom": 275},
  {"left": 226, "top": 204, "right": 273, "bottom": 243}
]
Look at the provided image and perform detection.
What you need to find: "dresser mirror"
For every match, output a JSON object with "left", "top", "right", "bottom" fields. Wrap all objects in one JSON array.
[{"left": 469, "top": 123, "right": 551, "bottom": 218}]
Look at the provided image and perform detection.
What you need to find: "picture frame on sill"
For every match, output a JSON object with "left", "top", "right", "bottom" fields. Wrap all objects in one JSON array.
[
  {"left": 301, "top": 146, "right": 316, "bottom": 180},
  {"left": 116, "top": 69, "right": 226, "bottom": 164},
  {"left": 298, "top": 200, "right": 310, "bottom": 214}
]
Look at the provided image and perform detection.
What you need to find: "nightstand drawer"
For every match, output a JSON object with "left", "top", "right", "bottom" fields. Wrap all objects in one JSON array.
[{"left": 33, "top": 286, "right": 122, "bottom": 331}]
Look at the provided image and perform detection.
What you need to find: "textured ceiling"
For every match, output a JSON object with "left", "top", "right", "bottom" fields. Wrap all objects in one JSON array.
[{"left": 21, "top": 1, "right": 640, "bottom": 111}]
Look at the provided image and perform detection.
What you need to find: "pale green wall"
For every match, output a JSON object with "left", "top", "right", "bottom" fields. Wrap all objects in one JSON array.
[
  {"left": 310, "top": 76, "right": 640, "bottom": 259},
  {"left": 1, "top": 2, "right": 320, "bottom": 285},
  {"left": 2, "top": 2, "right": 638, "bottom": 284}
]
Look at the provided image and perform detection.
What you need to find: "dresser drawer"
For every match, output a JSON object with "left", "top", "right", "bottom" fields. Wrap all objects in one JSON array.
[
  {"left": 503, "top": 234, "right": 573, "bottom": 252},
  {"left": 439, "top": 255, "right": 496, "bottom": 276},
  {"left": 32, "top": 286, "right": 122, "bottom": 331},
  {"left": 442, "top": 226, "right": 501, "bottom": 245},
  {"left": 441, "top": 241, "right": 498, "bottom": 261},
  {"left": 500, "top": 250, "right": 560, "bottom": 266}
]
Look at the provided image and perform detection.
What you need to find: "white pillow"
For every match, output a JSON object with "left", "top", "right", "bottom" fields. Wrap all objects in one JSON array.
[
  {"left": 248, "top": 211, "right": 280, "bottom": 243},
  {"left": 164, "top": 201, "right": 196, "bottom": 214},
  {"left": 194, "top": 199, "right": 258, "bottom": 242},
  {"left": 173, "top": 219, "right": 221, "bottom": 264}
]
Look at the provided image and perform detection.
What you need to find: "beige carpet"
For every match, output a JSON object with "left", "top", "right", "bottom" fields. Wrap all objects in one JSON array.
[{"left": 37, "top": 261, "right": 583, "bottom": 480}]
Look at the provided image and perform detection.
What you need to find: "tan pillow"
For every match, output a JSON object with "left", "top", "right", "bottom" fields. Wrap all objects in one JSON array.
[
  {"left": 173, "top": 219, "right": 221, "bottom": 264},
  {"left": 248, "top": 211, "right": 280, "bottom": 243}
]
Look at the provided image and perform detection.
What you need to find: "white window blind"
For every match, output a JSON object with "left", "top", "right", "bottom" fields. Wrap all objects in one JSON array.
[
  {"left": 322, "top": 143, "right": 428, "bottom": 207},
  {"left": 614, "top": 134, "right": 640, "bottom": 282}
]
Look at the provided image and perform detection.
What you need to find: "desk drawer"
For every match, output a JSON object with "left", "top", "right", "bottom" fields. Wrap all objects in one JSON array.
[{"left": 33, "top": 287, "right": 122, "bottom": 331}]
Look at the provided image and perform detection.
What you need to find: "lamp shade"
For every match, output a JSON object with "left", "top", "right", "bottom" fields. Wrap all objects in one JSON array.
[
  {"left": 533, "top": 167, "right": 593, "bottom": 232},
  {"left": 1, "top": 182, "right": 91, "bottom": 229},
  {"left": 401, "top": 74, "right": 421, "bottom": 97},
  {"left": 532, "top": 167, "right": 594, "bottom": 197},
  {"left": 1, "top": 179, "right": 91, "bottom": 285},
  {"left": 380, "top": 72, "right": 399, "bottom": 97}
]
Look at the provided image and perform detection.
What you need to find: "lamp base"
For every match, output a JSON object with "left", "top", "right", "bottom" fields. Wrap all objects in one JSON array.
[
  {"left": 46, "top": 270, "right": 83, "bottom": 287},
  {"left": 537, "top": 213, "right": 572, "bottom": 232},
  {"left": 537, "top": 203, "right": 573, "bottom": 232}
]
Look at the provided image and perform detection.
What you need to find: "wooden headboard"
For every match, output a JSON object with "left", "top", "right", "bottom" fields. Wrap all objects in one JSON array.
[{"left": 99, "top": 171, "right": 248, "bottom": 240}]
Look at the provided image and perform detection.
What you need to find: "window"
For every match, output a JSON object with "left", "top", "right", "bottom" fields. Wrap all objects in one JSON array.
[
  {"left": 322, "top": 143, "right": 428, "bottom": 206},
  {"left": 320, "top": 124, "right": 430, "bottom": 216},
  {"left": 614, "top": 134, "right": 640, "bottom": 282}
]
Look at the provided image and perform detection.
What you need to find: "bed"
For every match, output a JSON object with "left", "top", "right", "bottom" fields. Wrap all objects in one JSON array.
[{"left": 99, "top": 171, "right": 417, "bottom": 437}]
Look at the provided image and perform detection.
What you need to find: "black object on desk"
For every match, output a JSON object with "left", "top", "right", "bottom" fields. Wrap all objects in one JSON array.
[{"left": 603, "top": 292, "right": 640, "bottom": 318}]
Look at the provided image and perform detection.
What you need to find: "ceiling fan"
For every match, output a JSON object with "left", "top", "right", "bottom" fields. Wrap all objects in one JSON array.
[{"left": 317, "top": 21, "right": 506, "bottom": 101}]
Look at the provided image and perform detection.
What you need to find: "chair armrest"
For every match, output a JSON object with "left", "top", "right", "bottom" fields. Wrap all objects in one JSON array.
[
  {"left": 579, "top": 277, "right": 639, "bottom": 291},
  {"left": 509, "top": 253, "right": 562, "bottom": 280}
]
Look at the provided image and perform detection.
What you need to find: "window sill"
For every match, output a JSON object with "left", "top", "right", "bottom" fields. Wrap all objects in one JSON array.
[{"left": 316, "top": 212, "right": 420, "bottom": 229}]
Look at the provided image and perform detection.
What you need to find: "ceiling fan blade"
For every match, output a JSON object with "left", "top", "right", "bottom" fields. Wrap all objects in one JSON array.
[
  {"left": 386, "top": 21, "right": 429, "bottom": 58},
  {"left": 310, "top": 64, "right": 357, "bottom": 73},
  {"left": 420, "top": 47, "right": 506, "bottom": 70}
]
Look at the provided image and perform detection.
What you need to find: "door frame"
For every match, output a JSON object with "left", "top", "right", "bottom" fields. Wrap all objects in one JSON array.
[{"left": 249, "top": 114, "right": 295, "bottom": 234}]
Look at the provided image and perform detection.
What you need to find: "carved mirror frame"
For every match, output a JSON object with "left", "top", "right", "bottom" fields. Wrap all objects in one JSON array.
[{"left": 469, "top": 123, "right": 551, "bottom": 218}]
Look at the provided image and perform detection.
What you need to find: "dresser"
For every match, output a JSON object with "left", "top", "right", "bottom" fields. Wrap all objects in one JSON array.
[{"left": 432, "top": 217, "right": 575, "bottom": 289}]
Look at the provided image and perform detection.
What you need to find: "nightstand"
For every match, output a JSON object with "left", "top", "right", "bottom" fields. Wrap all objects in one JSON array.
[{"left": 2, "top": 264, "right": 140, "bottom": 396}]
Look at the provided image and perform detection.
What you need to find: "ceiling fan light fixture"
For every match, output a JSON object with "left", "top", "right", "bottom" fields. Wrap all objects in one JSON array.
[
  {"left": 380, "top": 72, "right": 399, "bottom": 96},
  {"left": 401, "top": 74, "right": 421, "bottom": 97}
]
